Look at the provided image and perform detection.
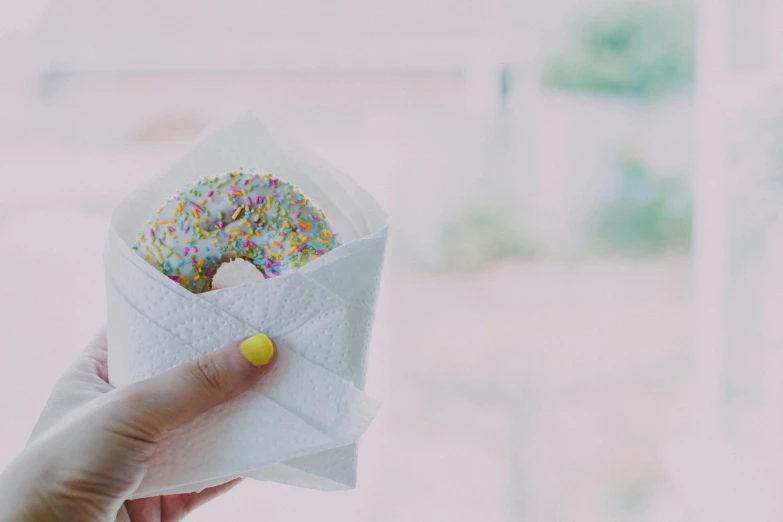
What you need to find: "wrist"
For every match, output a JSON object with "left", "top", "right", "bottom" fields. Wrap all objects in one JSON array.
[{"left": 0, "top": 453, "right": 61, "bottom": 522}]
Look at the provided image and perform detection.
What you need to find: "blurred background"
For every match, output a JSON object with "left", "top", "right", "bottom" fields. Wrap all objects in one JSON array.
[{"left": 3, "top": 0, "right": 783, "bottom": 520}]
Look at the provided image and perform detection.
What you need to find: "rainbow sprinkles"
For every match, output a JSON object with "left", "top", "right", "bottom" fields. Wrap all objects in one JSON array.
[{"left": 133, "top": 170, "right": 341, "bottom": 293}]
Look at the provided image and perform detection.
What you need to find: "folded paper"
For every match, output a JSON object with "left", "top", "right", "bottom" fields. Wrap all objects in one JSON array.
[{"left": 105, "top": 112, "right": 387, "bottom": 498}]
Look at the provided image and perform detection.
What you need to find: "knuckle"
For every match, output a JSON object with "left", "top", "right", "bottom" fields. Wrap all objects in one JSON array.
[
  {"left": 192, "top": 355, "right": 231, "bottom": 394},
  {"left": 105, "top": 388, "right": 168, "bottom": 443}
]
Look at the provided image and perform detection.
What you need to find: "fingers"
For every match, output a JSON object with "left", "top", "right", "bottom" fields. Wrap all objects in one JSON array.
[
  {"left": 121, "top": 497, "right": 161, "bottom": 521},
  {"left": 181, "top": 478, "right": 244, "bottom": 514},
  {"left": 114, "top": 334, "right": 275, "bottom": 441},
  {"left": 123, "top": 478, "right": 243, "bottom": 521},
  {"left": 69, "top": 327, "right": 110, "bottom": 382}
]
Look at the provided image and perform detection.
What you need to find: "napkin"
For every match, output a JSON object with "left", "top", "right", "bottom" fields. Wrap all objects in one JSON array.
[{"left": 104, "top": 112, "right": 388, "bottom": 498}]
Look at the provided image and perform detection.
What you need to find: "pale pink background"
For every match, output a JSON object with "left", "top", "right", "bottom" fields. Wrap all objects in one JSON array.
[{"left": 2, "top": 0, "right": 781, "bottom": 521}]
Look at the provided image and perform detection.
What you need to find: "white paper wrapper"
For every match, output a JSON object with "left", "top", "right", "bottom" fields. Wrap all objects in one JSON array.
[{"left": 105, "top": 112, "right": 387, "bottom": 498}]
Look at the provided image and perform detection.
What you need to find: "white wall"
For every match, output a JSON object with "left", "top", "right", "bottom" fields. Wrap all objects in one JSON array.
[{"left": 34, "top": 0, "right": 517, "bottom": 71}]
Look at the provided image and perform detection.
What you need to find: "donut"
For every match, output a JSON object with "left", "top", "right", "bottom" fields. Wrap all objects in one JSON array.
[{"left": 133, "top": 171, "right": 340, "bottom": 293}]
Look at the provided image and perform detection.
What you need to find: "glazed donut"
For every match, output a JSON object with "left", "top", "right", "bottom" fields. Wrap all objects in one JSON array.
[{"left": 133, "top": 171, "right": 340, "bottom": 293}]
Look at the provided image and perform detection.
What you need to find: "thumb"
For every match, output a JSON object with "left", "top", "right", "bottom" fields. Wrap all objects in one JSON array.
[{"left": 114, "top": 333, "right": 275, "bottom": 440}]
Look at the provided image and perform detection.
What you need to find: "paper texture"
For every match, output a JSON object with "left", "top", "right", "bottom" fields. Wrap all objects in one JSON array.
[{"left": 105, "top": 112, "right": 387, "bottom": 498}]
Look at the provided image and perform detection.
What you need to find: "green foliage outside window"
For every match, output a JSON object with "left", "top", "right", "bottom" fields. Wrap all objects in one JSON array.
[
  {"left": 596, "top": 155, "right": 691, "bottom": 253},
  {"left": 440, "top": 208, "right": 536, "bottom": 270},
  {"left": 543, "top": 4, "right": 694, "bottom": 100}
]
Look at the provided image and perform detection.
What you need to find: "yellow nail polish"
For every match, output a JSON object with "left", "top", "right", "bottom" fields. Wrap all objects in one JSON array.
[{"left": 240, "top": 333, "right": 274, "bottom": 366}]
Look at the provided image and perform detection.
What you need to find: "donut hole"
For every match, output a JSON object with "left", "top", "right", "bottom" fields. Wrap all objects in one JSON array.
[{"left": 211, "top": 258, "right": 265, "bottom": 290}]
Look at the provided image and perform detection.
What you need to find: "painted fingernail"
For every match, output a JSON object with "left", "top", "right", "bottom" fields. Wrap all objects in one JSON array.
[{"left": 240, "top": 333, "right": 275, "bottom": 367}]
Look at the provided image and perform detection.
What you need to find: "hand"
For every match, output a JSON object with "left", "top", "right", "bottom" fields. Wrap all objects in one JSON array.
[{"left": 0, "top": 329, "right": 276, "bottom": 521}]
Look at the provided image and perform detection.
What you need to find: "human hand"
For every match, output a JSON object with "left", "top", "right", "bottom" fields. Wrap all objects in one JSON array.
[{"left": 0, "top": 329, "right": 276, "bottom": 521}]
